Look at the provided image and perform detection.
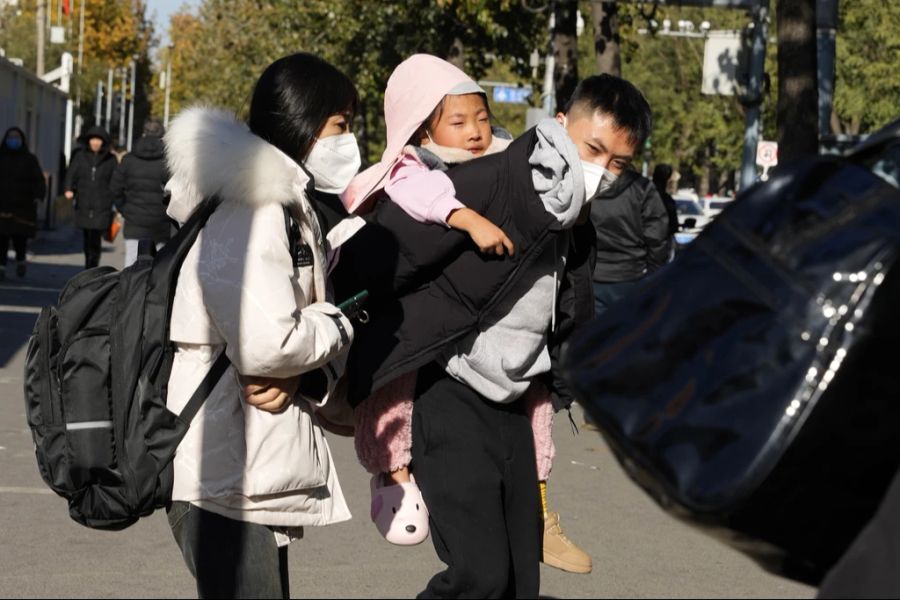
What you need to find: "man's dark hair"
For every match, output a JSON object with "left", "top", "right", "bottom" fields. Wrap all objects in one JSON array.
[
  {"left": 564, "top": 74, "right": 652, "bottom": 147},
  {"left": 143, "top": 118, "right": 165, "bottom": 137},
  {"left": 248, "top": 52, "right": 358, "bottom": 164}
]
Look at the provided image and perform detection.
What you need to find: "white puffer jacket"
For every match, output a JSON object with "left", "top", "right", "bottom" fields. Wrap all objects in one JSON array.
[{"left": 162, "top": 107, "right": 363, "bottom": 528}]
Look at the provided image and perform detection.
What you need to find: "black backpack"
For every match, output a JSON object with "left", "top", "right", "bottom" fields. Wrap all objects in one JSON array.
[
  {"left": 565, "top": 145, "right": 900, "bottom": 584},
  {"left": 23, "top": 196, "right": 229, "bottom": 530}
]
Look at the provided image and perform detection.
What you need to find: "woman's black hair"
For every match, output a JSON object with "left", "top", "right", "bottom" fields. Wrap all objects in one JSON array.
[{"left": 248, "top": 53, "right": 358, "bottom": 164}]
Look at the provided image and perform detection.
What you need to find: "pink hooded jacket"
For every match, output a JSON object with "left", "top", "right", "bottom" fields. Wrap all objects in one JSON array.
[{"left": 341, "top": 54, "right": 482, "bottom": 216}]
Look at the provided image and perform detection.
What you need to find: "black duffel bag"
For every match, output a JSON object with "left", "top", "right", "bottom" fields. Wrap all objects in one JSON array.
[{"left": 565, "top": 129, "right": 900, "bottom": 585}]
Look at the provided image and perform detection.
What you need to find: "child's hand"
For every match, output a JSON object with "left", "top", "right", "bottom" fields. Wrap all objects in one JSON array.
[
  {"left": 240, "top": 374, "right": 300, "bottom": 413},
  {"left": 447, "top": 208, "right": 515, "bottom": 256}
]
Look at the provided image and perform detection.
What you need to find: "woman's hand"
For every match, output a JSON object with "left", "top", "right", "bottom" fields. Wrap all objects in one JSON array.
[
  {"left": 240, "top": 374, "right": 301, "bottom": 413},
  {"left": 447, "top": 207, "right": 515, "bottom": 256}
]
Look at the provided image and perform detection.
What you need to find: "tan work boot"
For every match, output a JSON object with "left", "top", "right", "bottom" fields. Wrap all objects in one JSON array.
[{"left": 542, "top": 511, "right": 593, "bottom": 574}]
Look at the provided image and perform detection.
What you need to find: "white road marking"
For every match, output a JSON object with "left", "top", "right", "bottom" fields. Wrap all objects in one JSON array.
[
  {"left": 0, "top": 486, "right": 54, "bottom": 495},
  {"left": 0, "top": 285, "right": 61, "bottom": 293},
  {"left": 0, "top": 305, "right": 42, "bottom": 314}
]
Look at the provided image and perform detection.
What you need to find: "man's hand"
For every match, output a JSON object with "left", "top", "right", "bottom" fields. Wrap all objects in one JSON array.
[
  {"left": 240, "top": 374, "right": 301, "bottom": 414},
  {"left": 64, "top": 191, "right": 74, "bottom": 200},
  {"left": 447, "top": 207, "right": 515, "bottom": 256}
]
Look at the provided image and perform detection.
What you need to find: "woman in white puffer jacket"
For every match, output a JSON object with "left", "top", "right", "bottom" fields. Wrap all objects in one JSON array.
[{"left": 162, "top": 53, "right": 365, "bottom": 599}]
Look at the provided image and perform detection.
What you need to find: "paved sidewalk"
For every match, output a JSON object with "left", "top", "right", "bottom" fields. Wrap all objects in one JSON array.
[{"left": 0, "top": 226, "right": 814, "bottom": 598}]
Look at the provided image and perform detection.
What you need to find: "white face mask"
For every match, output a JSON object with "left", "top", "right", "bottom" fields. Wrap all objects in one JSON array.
[
  {"left": 304, "top": 133, "right": 361, "bottom": 194},
  {"left": 582, "top": 161, "right": 618, "bottom": 200}
]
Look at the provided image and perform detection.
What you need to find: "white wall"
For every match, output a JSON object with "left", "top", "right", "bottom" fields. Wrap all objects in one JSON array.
[{"left": 0, "top": 55, "right": 68, "bottom": 212}]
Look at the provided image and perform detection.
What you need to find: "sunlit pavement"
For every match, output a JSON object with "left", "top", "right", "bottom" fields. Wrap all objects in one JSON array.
[{"left": 0, "top": 225, "right": 814, "bottom": 599}]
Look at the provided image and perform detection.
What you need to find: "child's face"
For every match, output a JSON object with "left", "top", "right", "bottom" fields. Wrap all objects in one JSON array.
[{"left": 426, "top": 94, "right": 493, "bottom": 156}]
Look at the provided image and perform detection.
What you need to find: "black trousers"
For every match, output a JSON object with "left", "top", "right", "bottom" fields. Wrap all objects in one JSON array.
[
  {"left": 411, "top": 364, "right": 542, "bottom": 599},
  {"left": 0, "top": 234, "right": 27, "bottom": 265},
  {"left": 83, "top": 229, "right": 103, "bottom": 269}
]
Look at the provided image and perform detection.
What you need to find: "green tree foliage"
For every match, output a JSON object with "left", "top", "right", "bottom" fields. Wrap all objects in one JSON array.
[
  {"left": 167, "top": 0, "right": 546, "bottom": 162},
  {"left": 832, "top": 0, "right": 900, "bottom": 135},
  {"left": 159, "top": 0, "right": 899, "bottom": 177}
]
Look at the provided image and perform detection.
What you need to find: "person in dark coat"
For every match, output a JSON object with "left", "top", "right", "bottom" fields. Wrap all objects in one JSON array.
[
  {"left": 0, "top": 127, "right": 46, "bottom": 279},
  {"left": 653, "top": 163, "right": 679, "bottom": 239},
  {"left": 590, "top": 159, "right": 671, "bottom": 316},
  {"left": 110, "top": 119, "right": 172, "bottom": 267},
  {"left": 64, "top": 126, "right": 116, "bottom": 269}
]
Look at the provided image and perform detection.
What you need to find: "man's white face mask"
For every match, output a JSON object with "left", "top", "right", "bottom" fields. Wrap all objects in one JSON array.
[
  {"left": 304, "top": 133, "right": 361, "bottom": 194},
  {"left": 582, "top": 161, "right": 618, "bottom": 200},
  {"left": 557, "top": 114, "right": 619, "bottom": 201}
]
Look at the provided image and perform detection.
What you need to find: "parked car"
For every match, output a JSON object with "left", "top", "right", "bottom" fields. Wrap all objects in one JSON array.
[
  {"left": 674, "top": 197, "right": 710, "bottom": 232},
  {"left": 702, "top": 195, "right": 735, "bottom": 218}
]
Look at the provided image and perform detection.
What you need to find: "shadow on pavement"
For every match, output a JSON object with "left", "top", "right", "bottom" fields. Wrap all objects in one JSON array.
[
  {"left": 0, "top": 223, "right": 123, "bottom": 368},
  {"left": 25, "top": 227, "right": 83, "bottom": 258},
  {"left": 0, "top": 310, "right": 40, "bottom": 368}
]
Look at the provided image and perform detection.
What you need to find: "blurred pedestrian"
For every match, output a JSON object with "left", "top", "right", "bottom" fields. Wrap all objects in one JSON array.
[
  {"left": 111, "top": 119, "right": 172, "bottom": 267},
  {"left": 0, "top": 127, "right": 46, "bottom": 280},
  {"left": 653, "top": 163, "right": 679, "bottom": 239},
  {"left": 64, "top": 127, "right": 116, "bottom": 269},
  {"left": 590, "top": 147, "right": 671, "bottom": 316}
]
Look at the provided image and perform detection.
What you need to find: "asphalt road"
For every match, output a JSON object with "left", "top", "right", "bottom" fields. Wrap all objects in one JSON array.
[{"left": 0, "top": 226, "right": 814, "bottom": 598}]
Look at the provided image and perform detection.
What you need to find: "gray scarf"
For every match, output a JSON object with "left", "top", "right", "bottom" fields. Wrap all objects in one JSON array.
[{"left": 529, "top": 118, "right": 585, "bottom": 230}]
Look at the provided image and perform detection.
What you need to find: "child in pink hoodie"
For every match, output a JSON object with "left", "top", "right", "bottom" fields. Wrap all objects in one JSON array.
[{"left": 343, "top": 55, "right": 586, "bottom": 573}]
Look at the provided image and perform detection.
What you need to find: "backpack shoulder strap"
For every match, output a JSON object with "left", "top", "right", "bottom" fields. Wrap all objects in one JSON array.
[{"left": 177, "top": 351, "right": 230, "bottom": 424}]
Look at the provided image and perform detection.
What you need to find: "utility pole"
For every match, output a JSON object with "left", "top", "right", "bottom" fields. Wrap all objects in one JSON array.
[
  {"left": 127, "top": 58, "right": 137, "bottom": 151},
  {"left": 74, "top": 0, "right": 86, "bottom": 137},
  {"left": 163, "top": 51, "right": 173, "bottom": 129},
  {"left": 542, "top": 13, "right": 556, "bottom": 117},
  {"left": 739, "top": 1, "right": 770, "bottom": 190},
  {"left": 118, "top": 67, "right": 127, "bottom": 148},
  {"left": 105, "top": 68, "right": 113, "bottom": 131},
  {"left": 94, "top": 81, "right": 103, "bottom": 126},
  {"left": 36, "top": 1, "right": 46, "bottom": 76},
  {"left": 77, "top": 0, "right": 86, "bottom": 74},
  {"left": 816, "top": 0, "right": 838, "bottom": 139}
]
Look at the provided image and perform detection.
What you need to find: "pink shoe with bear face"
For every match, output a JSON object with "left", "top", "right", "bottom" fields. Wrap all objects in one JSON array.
[{"left": 370, "top": 473, "right": 430, "bottom": 546}]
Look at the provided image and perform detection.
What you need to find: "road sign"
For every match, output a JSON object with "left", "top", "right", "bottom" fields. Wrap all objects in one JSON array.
[
  {"left": 702, "top": 31, "right": 744, "bottom": 96},
  {"left": 492, "top": 85, "right": 531, "bottom": 105},
  {"left": 756, "top": 141, "right": 778, "bottom": 168}
]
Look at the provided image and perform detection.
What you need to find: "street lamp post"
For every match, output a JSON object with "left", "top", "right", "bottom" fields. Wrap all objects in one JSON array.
[
  {"left": 127, "top": 58, "right": 137, "bottom": 151},
  {"left": 105, "top": 69, "right": 114, "bottom": 131},
  {"left": 118, "top": 67, "right": 127, "bottom": 148},
  {"left": 36, "top": 1, "right": 46, "bottom": 76},
  {"left": 542, "top": 13, "right": 556, "bottom": 117},
  {"left": 164, "top": 46, "right": 174, "bottom": 128},
  {"left": 739, "top": 1, "right": 770, "bottom": 190},
  {"left": 94, "top": 81, "right": 103, "bottom": 126}
]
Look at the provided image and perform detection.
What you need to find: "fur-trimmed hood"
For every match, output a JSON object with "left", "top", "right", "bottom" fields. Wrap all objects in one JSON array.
[{"left": 164, "top": 107, "right": 312, "bottom": 224}]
